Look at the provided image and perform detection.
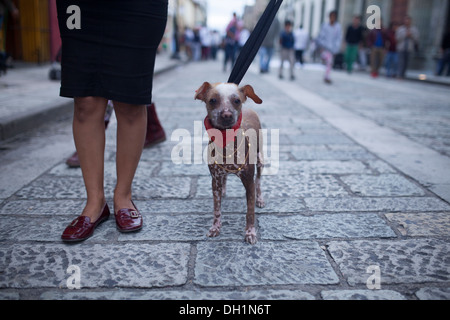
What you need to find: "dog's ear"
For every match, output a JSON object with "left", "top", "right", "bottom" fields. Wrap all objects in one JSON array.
[
  {"left": 195, "top": 82, "right": 212, "bottom": 101},
  {"left": 240, "top": 85, "right": 262, "bottom": 104}
]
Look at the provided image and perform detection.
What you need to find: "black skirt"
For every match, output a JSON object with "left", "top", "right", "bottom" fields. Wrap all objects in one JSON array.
[{"left": 57, "top": 0, "right": 168, "bottom": 105}]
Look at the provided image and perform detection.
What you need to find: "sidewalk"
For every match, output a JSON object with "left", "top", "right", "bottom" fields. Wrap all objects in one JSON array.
[
  {"left": 0, "top": 52, "right": 184, "bottom": 141},
  {"left": 0, "top": 56, "right": 449, "bottom": 302}
]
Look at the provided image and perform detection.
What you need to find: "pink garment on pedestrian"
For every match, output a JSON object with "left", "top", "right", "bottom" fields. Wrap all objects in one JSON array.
[{"left": 321, "top": 50, "right": 334, "bottom": 80}]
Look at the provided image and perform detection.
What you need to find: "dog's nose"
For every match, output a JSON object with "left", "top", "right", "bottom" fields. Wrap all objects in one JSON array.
[{"left": 220, "top": 110, "right": 233, "bottom": 121}]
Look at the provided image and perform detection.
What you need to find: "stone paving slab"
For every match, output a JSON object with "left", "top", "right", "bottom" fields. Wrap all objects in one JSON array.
[
  {"left": 0, "top": 243, "right": 190, "bottom": 289},
  {"left": 415, "top": 287, "right": 450, "bottom": 300},
  {"left": 288, "top": 133, "right": 355, "bottom": 145},
  {"left": 321, "top": 289, "right": 407, "bottom": 300},
  {"left": 340, "top": 174, "right": 426, "bottom": 197},
  {"left": 49, "top": 161, "right": 160, "bottom": 178},
  {"left": 273, "top": 160, "right": 371, "bottom": 175},
  {"left": 195, "top": 174, "right": 349, "bottom": 198},
  {"left": 385, "top": 212, "right": 450, "bottom": 237},
  {"left": 0, "top": 197, "right": 307, "bottom": 216},
  {"left": 14, "top": 175, "right": 192, "bottom": 199},
  {"left": 259, "top": 213, "right": 396, "bottom": 240},
  {"left": 289, "top": 144, "right": 376, "bottom": 161},
  {"left": 194, "top": 241, "right": 339, "bottom": 286},
  {"left": 327, "top": 239, "right": 450, "bottom": 286},
  {"left": 39, "top": 288, "right": 315, "bottom": 300},
  {"left": 135, "top": 198, "right": 307, "bottom": 214},
  {"left": 304, "top": 197, "right": 450, "bottom": 212},
  {"left": 0, "top": 199, "right": 85, "bottom": 216}
]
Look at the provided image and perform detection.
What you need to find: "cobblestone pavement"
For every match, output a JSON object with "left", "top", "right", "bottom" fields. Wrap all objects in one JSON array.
[{"left": 0, "top": 59, "right": 449, "bottom": 301}]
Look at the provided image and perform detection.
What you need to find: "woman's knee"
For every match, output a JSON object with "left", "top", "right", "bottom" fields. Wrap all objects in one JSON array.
[
  {"left": 113, "top": 102, "right": 146, "bottom": 124},
  {"left": 74, "top": 97, "right": 107, "bottom": 123}
]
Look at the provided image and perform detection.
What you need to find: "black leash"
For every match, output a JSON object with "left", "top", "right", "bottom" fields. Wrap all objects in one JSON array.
[{"left": 228, "top": 0, "right": 284, "bottom": 85}]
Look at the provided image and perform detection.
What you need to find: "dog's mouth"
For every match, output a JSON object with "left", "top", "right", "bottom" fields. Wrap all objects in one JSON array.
[{"left": 217, "top": 117, "right": 237, "bottom": 129}]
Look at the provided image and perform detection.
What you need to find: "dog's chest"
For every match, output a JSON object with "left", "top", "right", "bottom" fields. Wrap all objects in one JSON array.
[{"left": 207, "top": 138, "right": 252, "bottom": 178}]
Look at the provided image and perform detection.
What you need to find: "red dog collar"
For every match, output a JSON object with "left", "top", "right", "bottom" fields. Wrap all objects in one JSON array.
[{"left": 204, "top": 113, "right": 243, "bottom": 148}]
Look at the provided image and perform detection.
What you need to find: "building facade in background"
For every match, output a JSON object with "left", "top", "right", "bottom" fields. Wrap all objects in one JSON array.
[{"left": 3, "top": 0, "right": 207, "bottom": 63}]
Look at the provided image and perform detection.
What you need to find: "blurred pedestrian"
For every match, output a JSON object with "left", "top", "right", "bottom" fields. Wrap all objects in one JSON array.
[
  {"left": 294, "top": 24, "right": 309, "bottom": 67},
  {"left": 396, "top": 15, "right": 419, "bottom": 79},
  {"left": 58, "top": 0, "right": 168, "bottom": 242},
  {"left": 358, "top": 28, "right": 370, "bottom": 71},
  {"left": 223, "top": 12, "right": 241, "bottom": 72},
  {"left": 317, "top": 10, "right": 342, "bottom": 84},
  {"left": 210, "top": 30, "right": 221, "bottom": 60},
  {"left": 385, "top": 22, "right": 399, "bottom": 78},
  {"left": 0, "top": 0, "right": 19, "bottom": 75},
  {"left": 279, "top": 20, "right": 295, "bottom": 80},
  {"left": 367, "top": 20, "right": 389, "bottom": 78},
  {"left": 259, "top": 17, "right": 280, "bottom": 74},
  {"left": 344, "top": 15, "right": 363, "bottom": 73},
  {"left": 183, "top": 27, "right": 194, "bottom": 61},
  {"left": 200, "top": 25, "right": 211, "bottom": 60},
  {"left": 437, "top": 27, "right": 450, "bottom": 76},
  {"left": 192, "top": 27, "right": 202, "bottom": 61}
]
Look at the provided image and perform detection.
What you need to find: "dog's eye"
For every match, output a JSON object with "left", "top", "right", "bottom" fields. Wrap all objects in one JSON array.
[
  {"left": 234, "top": 99, "right": 241, "bottom": 104},
  {"left": 209, "top": 98, "right": 217, "bottom": 104}
]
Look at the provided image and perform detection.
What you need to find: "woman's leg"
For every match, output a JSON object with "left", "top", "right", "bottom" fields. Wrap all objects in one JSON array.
[
  {"left": 113, "top": 101, "right": 147, "bottom": 212},
  {"left": 73, "top": 96, "right": 108, "bottom": 222}
]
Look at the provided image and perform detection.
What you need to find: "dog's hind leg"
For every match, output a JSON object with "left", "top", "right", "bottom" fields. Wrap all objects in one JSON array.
[{"left": 255, "top": 151, "right": 265, "bottom": 208}]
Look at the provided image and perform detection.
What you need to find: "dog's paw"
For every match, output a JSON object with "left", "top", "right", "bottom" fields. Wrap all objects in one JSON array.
[
  {"left": 245, "top": 227, "right": 257, "bottom": 245},
  {"left": 207, "top": 225, "right": 221, "bottom": 238},
  {"left": 256, "top": 198, "right": 265, "bottom": 208}
]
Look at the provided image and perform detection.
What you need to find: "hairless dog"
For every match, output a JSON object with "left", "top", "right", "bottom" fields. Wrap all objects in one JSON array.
[{"left": 195, "top": 82, "right": 265, "bottom": 244}]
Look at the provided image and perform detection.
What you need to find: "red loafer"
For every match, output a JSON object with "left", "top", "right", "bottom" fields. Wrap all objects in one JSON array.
[
  {"left": 61, "top": 203, "right": 110, "bottom": 242},
  {"left": 115, "top": 201, "right": 143, "bottom": 233}
]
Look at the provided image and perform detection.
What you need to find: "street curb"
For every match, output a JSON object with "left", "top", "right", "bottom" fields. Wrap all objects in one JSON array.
[
  {"left": 0, "top": 59, "right": 184, "bottom": 141},
  {"left": 0, "top": 100, "right": 73, "bottom": 141}
]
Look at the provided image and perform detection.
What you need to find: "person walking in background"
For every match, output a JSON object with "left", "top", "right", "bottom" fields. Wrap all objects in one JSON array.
[
  {"left": 210, "top": 30, "right": 221, "bottom": 61},
  {"left": 192, "top": 27, "right": 202, "bottom": 61},
  {"left": 57, "top": 0, "right": 168, "bottom": 242},
  {"left": 223, "top": 12, "right": 242, "bottom": 72},
  {"left": 294, "top": 24, "right": 309, "bottom": 67},
  {"left": 344, "top": 15, "right": 363, "bottom": 74},
  {"left": 358, "top": 28, "right": 370, "bottom": 71},
  {"left": 367, "top": 20, "right": 389, "bottom": 78},
  {"left": 396, "top": 15, "right": 419, "bottom": 79},
  {"left": 385, "top": 22, "right": 399, "bottom": 78},
  {"left": 279, "top": 20, "right": 296, "bottom": 80},
  {"left": 200, "top": 25, "right": 211, "bottom": 60},
  {"left": 183, "top": 27, "right": 194, "bottom": 61},
  {"left": 437, "top": 27, "right": 450, "bottom": 76},
  {"left": 317, "top": 10, "right": 342, "bottom": 84},
  {"left": 0, "top": 0, "right": 19, "bottom": 75},
  {"left": 259, "top": 17, "right": 280, "bottom": 74}
]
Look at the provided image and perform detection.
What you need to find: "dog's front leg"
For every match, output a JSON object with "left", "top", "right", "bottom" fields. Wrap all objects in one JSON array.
[
  {"left": 240, "top": 169, "right": 257, "bottom": 244},
  {"left": 208, "top": 172, "right": 226, "bottom": 237}
]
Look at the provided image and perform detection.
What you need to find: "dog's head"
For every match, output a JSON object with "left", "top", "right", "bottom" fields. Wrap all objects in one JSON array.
[{"left": 195, "top": 82, "right": 262, "bottom": 129}]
